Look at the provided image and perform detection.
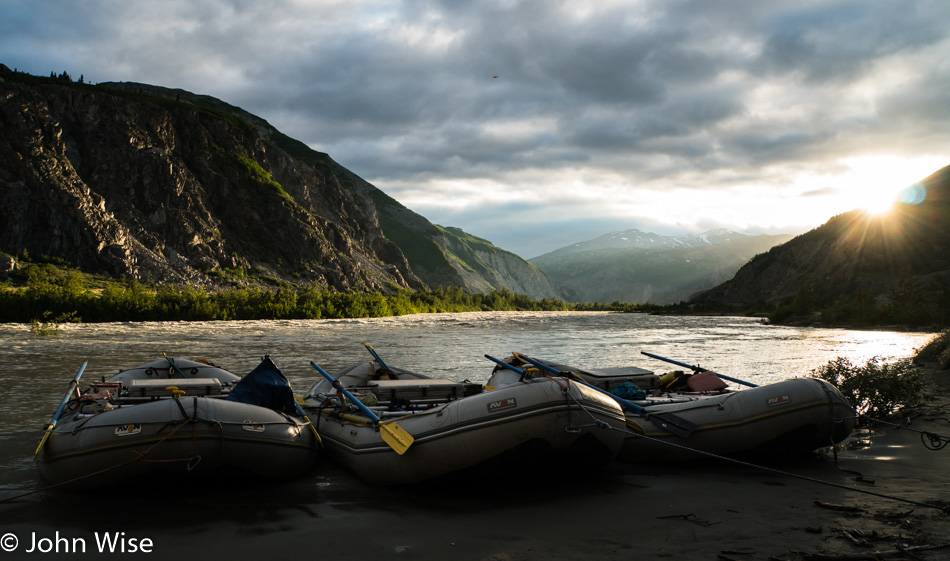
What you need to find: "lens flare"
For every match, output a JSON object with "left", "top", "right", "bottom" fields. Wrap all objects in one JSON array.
[{"left": 898, "top": 183, "right": 927, "bottom": 205}]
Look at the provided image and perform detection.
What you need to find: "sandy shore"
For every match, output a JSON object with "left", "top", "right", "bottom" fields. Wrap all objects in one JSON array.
[{"left": 2, "top": 368, "right": 948, "bottom": 561}]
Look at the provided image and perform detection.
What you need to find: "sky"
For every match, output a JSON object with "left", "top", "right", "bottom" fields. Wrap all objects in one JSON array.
[{"left": 2, "top": 1, "right": 949, "bottom": 258}]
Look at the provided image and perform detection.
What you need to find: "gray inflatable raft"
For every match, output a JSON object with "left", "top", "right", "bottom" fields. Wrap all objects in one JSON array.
[{"left": 37, "top": 357, "right": 318, "bottom": 488}]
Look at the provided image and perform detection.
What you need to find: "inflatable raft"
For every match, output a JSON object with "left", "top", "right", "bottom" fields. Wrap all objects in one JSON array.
[
  {"left": 36, "top": 357, "right": 319, "bottom": 488},
  {"left": 303, "top": 357, "right": 626, "bottom": 485},
  {"left": 494, "top": 354, "right": 856, "bottom": 462},
  {"left": 618, "top": 377, "right": 857, "bottom": 461}
]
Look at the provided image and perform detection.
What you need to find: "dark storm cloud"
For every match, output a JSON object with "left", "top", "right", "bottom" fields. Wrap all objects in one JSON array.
[{"left": 2, "top": 0, "right": 949, "bottom": 256}]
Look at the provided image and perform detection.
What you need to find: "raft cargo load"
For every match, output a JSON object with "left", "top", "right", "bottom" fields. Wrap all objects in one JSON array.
[
  {"left": 36, "top": 357, "right": 319, "bottom": 488},
  {"left": 302, "top": 357, "right": 626, "bottom": 485}
]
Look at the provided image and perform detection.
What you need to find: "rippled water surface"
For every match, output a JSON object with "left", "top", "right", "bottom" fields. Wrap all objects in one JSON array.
[{"left": 0, "top": 311, "right": 936, "bottom": 494}]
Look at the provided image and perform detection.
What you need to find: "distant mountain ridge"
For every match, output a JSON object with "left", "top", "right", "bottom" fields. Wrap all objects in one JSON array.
[
  {"left": 532, "top": 228, "right": 753, "bottom": 260},
  {"left": 531, "top": 229, "right": 793, "bottom": 304},
  {"left": 0, "top": 67, "right": 558, "bottom": 298}
]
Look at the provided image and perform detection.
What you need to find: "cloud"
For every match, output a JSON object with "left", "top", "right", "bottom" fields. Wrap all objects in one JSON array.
[{"left": 2, "top": 0, "right": 950, "bottom": 257}]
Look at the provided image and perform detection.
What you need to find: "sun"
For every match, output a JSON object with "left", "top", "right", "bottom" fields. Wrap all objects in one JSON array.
[
  {"left": 844, "top": 155, "right": 944, "bottom": 216},
  {"left": 859, "top": 187, "right": 899, "bottom": 215}
]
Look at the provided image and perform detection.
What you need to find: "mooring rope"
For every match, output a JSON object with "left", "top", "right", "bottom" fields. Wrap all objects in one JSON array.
[
  {"left": 860, "top": 415, "right": 950, "bottom": 451},
  {"left": 1, "top": 419, "right": 201, "bottom": 503},
  {"left": 554, "top": 376, "right": 614, "bottom": 432},
  {"left": 561, "top": 389, "right": 949, "bottom": 513},
  {"left": 622, "top": 429, "right": 949, "bottom": 513}
]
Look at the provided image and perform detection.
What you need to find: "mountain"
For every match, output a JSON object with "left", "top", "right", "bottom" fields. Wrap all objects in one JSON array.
[
  {"left": 360, "top": 187, "right": 558, "bottom": 297},
  {"left": 532, "top": 228, "right": 750, "bottom": 259},
  {"left": 691, "top": 166, "right": 950, "bottom": 316},
  {"left": 0, "top": 67, "right": 557, "bottom": 298},
  {"left": 531, "top": 230, "right": 793, "bottom": 304}
]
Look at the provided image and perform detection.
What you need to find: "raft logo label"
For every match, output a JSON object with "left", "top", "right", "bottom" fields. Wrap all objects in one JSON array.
[
  {"left": 766, "top": 394, "right": 791, "bottom": 407},
  {"left": 488, "top": 397, "right": 517, "bottom": 413},
  {"left": 242, "top": 421, "right": 266, "bottom": 432},
  {"left": 114, "top": 424, "right": 141, "bottom": 436}
]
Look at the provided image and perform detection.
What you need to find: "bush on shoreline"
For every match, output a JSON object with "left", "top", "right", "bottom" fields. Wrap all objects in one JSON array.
[
  {"left": 914, "top": 330, "right": 950, "bottom": 369},
  {"left": 812, "top": 356, "right": 925, "bottom": 419}
]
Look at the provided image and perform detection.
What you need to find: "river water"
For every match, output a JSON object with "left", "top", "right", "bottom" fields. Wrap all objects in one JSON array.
[
  {"left": 0, "top": 311, "right": 935, "bottom": 496},
  {"left": 0, "top": 312, "right": 940, "bottom": 560}
]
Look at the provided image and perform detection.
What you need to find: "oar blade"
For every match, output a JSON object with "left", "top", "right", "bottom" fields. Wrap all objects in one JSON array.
[
  {"left": 380, "top": 422, "right": 414, "bottom": 455},
  {"left": 33, "top": 430, "right": 52, "bottom": 460},
  {"left": 646, "top": 411, "right": 696, "bottom": 438}
]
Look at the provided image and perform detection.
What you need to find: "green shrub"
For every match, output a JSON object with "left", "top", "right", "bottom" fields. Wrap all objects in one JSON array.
[
  {"left": 30, "top": 311, "right": 81, "bottom": 336},
  {"left": 812, "top": 356, "right": 925, "bottom": 419},
  {"left": 915, "top": 330, "right": 950, "bottom": 368}
]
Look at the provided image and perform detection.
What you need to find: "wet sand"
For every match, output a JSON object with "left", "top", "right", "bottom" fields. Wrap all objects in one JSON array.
[{"left": 2, "top": 369, "right": 948, "bottom": 561}]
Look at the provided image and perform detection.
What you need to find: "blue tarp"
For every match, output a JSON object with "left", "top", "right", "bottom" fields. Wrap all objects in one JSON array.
[
  {"left": 226, "top": 356, "right": 298, "bottom": 415},
  {"left": 611, "top": 382, "right": 646, "bottom": 400}
]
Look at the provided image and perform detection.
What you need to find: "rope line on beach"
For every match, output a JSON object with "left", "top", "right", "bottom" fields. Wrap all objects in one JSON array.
[
  {"left": 549, "top": 385, "right": 933, "bottom": 512},
  {"left": 622, "top": 429, "right": 950, "bottom": 513},
  {"left": 859, "top": 415, "right": 950, "bottom": 451}
]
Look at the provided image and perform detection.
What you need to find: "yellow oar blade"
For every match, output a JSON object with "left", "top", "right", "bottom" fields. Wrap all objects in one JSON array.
[
  {"left": 380, "top": 422, "right": 414, "bottom": 455},
  {"left": 33, "top": 429, "right": 52, "bottom": 460}
]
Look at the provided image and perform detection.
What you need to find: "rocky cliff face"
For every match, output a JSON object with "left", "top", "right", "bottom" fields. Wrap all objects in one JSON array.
[
  {"left": 1, "top": 69, "right": 555, "bottom": 297},
  {"left": 691, "top": 165, "right": 950, "bottom": 307},
  {"left": 435, "top": 226, "right": 559, "bottom": 298},
  {"left": 0, "top": 71, "right": 422, "bottom": 291},
  {"left": 362, "top": 186, "right": 559, "bottom": 298}
]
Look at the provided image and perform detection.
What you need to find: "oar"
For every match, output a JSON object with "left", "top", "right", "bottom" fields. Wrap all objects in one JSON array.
[
  {"left": 34, "top": 361, "right": 88, "bottom": 460},
  {"left": 310, "top": 361, "right": 413, "bottom": 455},
  {"left": 485, "top": 354, "right": 530, "bottom": 381},
  {"left": 513, "top": 353, "right": 696, "bottom": 438},
  {"left": 361, "top": 342, "right": 392, "bottom": 371},
  {"left": 163, "top": 353, "right": 190, "bottom": 379},
  {"left": 292, "top": 397, "right": 323, "bottom": 448},
  {"left": 641, "top": 351, "right": 758, "bottom": 388}
]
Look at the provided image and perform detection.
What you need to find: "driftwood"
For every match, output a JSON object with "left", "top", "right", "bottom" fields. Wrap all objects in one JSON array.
[
  {"left": 720, "top": 550, "right": 755, "bottom": 556},
  {"left": 802, "top": 542, "right": 950, "bottom": 560},
  {"left": 814, "top": 500, "right": 865, "bottom": 512},
  {"left": 831, "top": 526, "right": 893, "bottom": 547},
  {"left": 656, "top": 513, "right": 719, "bottom": 527}
]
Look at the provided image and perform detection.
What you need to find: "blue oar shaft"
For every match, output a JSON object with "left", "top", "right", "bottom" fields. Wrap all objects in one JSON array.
[
  {"left": 485, "top": 355, "right": 524, "bottom": 374},
  {"left": 361, "top": 342, "right": 390, "bottom": 371},
  {"left": 163, "top": 353, "right": 190, "bottom": 379},
  {"left": 640, "top": 351, "right": 757, "bottom": 388},
  {"left": 44, "top": 361, "right": 88, "bottom": 430},
  {"left": 485, "top": 354, "right": 528, "bottom": 381},
  {"left": 515, "top": 354, "right": 648, "bottom": 415},
  {"left": 310, "top": 361, "right": 382, "bottom": 424}
]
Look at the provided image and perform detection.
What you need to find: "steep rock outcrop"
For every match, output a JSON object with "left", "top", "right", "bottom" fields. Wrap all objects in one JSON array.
[
  {"left": 0, "top": 72, "right": 422, "bottom": 290},
  {"left": 361, "top": 187, "right": 559, "bottom": 298}
]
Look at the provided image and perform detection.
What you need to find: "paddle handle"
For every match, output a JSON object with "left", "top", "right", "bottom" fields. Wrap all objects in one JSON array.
[
  {"left": 35, "top": 361, "right": 88, "bottom": 459},
  {"left": 163, "top": 353, "right": 190, "bottom": 379},
  {"left": 361, "top": 342, "right": 390, "bottom": 371},
  {"left": 44, "top": 361, "right": 88, "bottom": 430},
  {"left": 310, "top": 361, "right": 382, "bottom": 424},
  {"left": 640, "top": 351, "right": 757, "bottom": 388},
  {"left": 485, "top": 354, "right": 528, "bottom": 381},
  {"left": 485, "top": 354, "right": 524, "bottom": 374}
]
